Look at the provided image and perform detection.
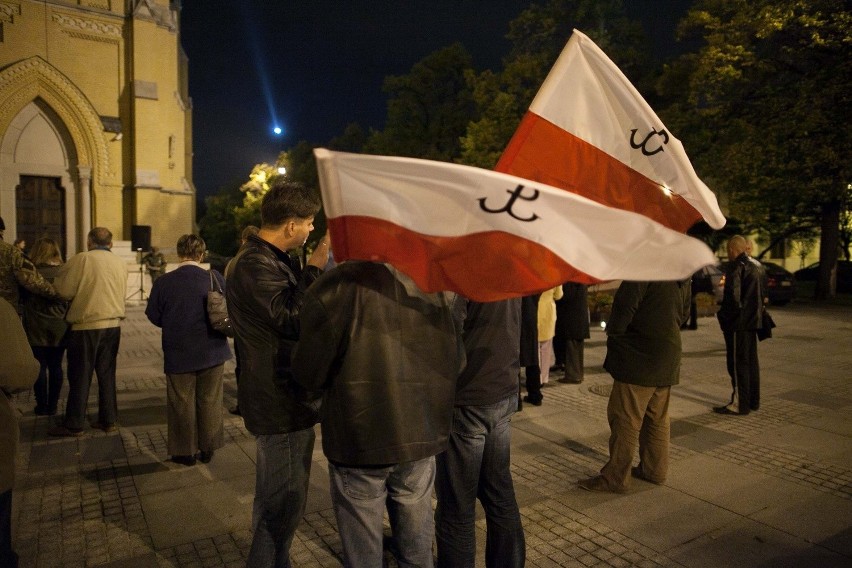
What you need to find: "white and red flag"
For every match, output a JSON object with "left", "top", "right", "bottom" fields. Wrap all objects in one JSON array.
[
  {"left": 314, "top": 149, "right": 716, "bottom": 302},
  {"left": 496, "top": 29, "right": 726, "bottom": 232}
]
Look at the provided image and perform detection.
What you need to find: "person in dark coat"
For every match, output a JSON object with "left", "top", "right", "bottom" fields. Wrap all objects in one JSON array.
[
  {"left": 146, "top": 234, "right": 232, "bottom": 466},
  {"left": 715, "top": 235, "right": 765, "bottom": 415},
  {"left": 553, "top": 282, "right": 590, "bottom": 384},
  {"left": 225, "top": 180, "right": 330, "bottom": 567},
  {"left": 292, "top": 261, "right": 465, "bottom": 567},
  {"left": 578, "top": 279, "right": 690, "bottom": 493},
  {"left": 520, "top": 294, "right": 542, "bottom": 406},
  {"left": 435, "top": 298, "right": 525, "bottom": 567},
  {"left": 22, "top": 238, "right": 69, "bottom": 416}
]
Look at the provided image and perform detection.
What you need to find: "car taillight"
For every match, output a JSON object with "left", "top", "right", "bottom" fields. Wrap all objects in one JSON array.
[{"left": 767, "top": 277, "right": 777, "bottom": 287}]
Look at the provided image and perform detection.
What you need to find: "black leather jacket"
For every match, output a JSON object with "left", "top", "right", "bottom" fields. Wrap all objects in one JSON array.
[
  {"left": 225, "top": 235, "right": 322, "bottom": 435},
  {"left": 718, "top": 253, "right": 765, "bottom": 333},
  {"left": 291, "top": 261, "right": 465, "bottom": 466}
]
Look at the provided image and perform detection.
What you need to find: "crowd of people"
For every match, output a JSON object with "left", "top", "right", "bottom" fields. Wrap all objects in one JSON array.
[{"left": 0, "top": 186, "right": 766, "bottom": 566}]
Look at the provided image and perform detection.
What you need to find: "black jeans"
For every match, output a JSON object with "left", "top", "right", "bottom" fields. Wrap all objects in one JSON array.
[
  {"left": 0, "top": 489, "right": 17, "bottom": 568},
  {"left": 724, "top": 330, "right": 760, "bottom": 413},
  {"left": 63, "top": 327, "right": 121, "bottom": 430},
  {"left": 32, "top": 345, "right": 66, "bottom": 413}
]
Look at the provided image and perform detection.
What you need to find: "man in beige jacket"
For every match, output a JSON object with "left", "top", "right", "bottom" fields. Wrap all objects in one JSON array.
[{"left": 49, "top": 227, "right": 127, "bottom": 437}]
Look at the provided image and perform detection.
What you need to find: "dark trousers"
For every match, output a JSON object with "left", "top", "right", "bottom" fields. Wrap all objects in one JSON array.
[
  {"left": 524, "top": 365, "right": 542, "bottom": 403},
  {"left": 32, "top": 345, "right": 66, "bottom": 414},
  {"left": 563, "top": 339, "right": 584, "bottom": 382},
  {"left": 63, "top": 327, "right": 121, "bottom": 430},
  {"left": 724, "top": 330, "right": 760, "bottom": 413},
  {"left": 0, "top": 489, "right": 17, "bottom": 568}
]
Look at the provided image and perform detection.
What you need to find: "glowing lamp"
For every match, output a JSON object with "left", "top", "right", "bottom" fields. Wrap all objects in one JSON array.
[{"left": 273, "top": 126, "right": 282, "bottom": 135}]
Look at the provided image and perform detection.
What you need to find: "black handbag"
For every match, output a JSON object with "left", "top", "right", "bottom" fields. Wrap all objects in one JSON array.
[
  {"left": 207, "top": 271, "right": 234, "bottom": 337},
  {"left": 757, "top": 308, "right": 776, "bottom": 341}
]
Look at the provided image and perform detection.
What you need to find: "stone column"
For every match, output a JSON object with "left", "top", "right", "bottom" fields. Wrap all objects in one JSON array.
[{"left": 77, "top": 165, "right": 92, "bottom": 249}]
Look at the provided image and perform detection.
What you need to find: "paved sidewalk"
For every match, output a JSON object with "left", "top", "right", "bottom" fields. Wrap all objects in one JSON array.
[{"left": 9, "top": 301, "right": 852, "bottom": 567}]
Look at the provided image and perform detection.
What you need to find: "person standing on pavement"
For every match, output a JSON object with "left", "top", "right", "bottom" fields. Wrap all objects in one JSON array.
[
  {"left": 435, "top": 297, "right": 526, "bottom": 568},
  {"left": 49, "top": 227, "right": 127, "bottom": 437},
  {"left": 521, "top": 294, "right": 542, "bottom": 406},
  {"left": 224, "top": 224, "right": 259, "bottom": 417},
  {"left": 22, "top": 238, "right": 69, "bottom": 416},
  {"left": 142, "top": 246, "right": 167, "bottom": 284},
  {"left": 291, "top": 261, "right": 465, "bottom": 567},
  {"left": 225, "top": 180, "right": 330, "bottom": 567},
  {"left": 0, "top": 216, "right": 61, "bottom": 312},
  {"left": 145, "top": 234, "right": 232, "bottom": 466},
  {"left": 554, "top": 282, "right": 590, "bottom": 384},
  {"left": 0, "top": 297, "right": 39, "bottom": 568},
  {"left": 578, "top": 279, "right": 690, "bottom": 493},
  {"left": 715, "top": 235, "right": 765, "bottom": 416},
  {"left": 537, "top": 285, "right": 563, "bottom": 387}
]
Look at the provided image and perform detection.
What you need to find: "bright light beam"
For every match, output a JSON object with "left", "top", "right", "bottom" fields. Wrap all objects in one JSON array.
[{"left": 237, "top": 2, "right": 283, "bottom": 138}]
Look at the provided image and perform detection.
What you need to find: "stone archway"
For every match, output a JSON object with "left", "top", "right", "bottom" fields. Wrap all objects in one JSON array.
[{"left": 0, "top": 56, "right": 110, "bottom": 253}]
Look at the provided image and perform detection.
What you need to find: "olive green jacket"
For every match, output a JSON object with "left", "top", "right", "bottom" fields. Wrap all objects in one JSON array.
[{"left": 603, "top": 280, "right": 690, "bottom": 387}]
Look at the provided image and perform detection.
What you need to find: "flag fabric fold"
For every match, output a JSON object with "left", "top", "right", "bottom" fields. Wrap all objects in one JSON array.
[
  {"left": 496, "top": 29, "right": 726, "bottom": 232},
  {"left": 314, "top": 149, "right": 716, "bottom": 302}
]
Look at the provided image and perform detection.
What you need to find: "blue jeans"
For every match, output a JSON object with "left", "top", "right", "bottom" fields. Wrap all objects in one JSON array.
[
  {"left": 329, "top": 457, "right": 436, "bottom": 568},
  {"left": 247, "top": 428, "right": 315, "bottom": 568},
  {"left": 435, "top": 394, "right": 525, "bottom": 568}
]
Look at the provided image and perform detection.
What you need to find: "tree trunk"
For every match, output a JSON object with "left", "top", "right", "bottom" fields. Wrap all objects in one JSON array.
[{"left": 815, "top": 201, "right": 841, "bottom": 300}]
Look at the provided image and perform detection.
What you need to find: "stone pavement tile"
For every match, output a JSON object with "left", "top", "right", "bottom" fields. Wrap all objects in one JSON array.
[
  {"left": 749, "top": 490, "right": 852, "bottom": 556},
  {"left": 129, "top": 456, "right": 210, "bottom": 497},
  {"left": 670, "top": 420, "right": 742, "bottom": 453},
  {"left": 666, "top": 517, "right": 849, "bottom": 568},
  {"left": 580, "top": 485, "right": 741, "bottom": 553},
  {"left": 757, "top": 422, "right": 852, "bottom": 466},
  {"left": 140, "top": 475, "right": 255, "bottom": 549}
]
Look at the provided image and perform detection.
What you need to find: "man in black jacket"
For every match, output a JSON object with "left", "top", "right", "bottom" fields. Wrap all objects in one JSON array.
[
  {"left": 225, "top": 180, "right": 330, "bottom": 567},
  {"left": 292, "top": 261, "right": 465, "bottom": 567},
  {"left": 715, "top": 235, "right": 765, "bottom": 416},
  {"left": 435, "top": 298, "right": 526, "bottom": 567}
]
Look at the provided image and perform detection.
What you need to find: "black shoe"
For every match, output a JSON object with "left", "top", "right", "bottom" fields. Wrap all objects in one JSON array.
[
  {"left": 199, "top": 450, "right": 214, "bottom": 464},
  {"left": 549, "top": 364, "right": 565, "bottom": 372},
  {"left": 171, "top": 455, "right": 197, "bottom": 466},
  {"left": 522, "top": 395, "right": 543, "bottom": 407},
  {"left": 34, "top": 406, "right": 50, "bottom": 416},
  {"left": 558, "top": 377, "right": 583, "bottom": 384},
  {"left": 713, "top": 405, "right": 746, "bottom": 416},
  {"left": 228, "top": 405, "right": 241, "bottom": 416}
]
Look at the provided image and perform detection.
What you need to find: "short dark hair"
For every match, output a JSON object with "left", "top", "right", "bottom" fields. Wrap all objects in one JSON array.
[
  {"left": 241, "top": 225, "right": 260, "bottom": 242},
  {"left": 260, "top": 179, "right": 321, "bottom": 228},
  {"left": 89, "top": 227, "right": 112, "bottom": 246},
  {"left": 177, "top": 234, "right": 206, "bottom": 260}
]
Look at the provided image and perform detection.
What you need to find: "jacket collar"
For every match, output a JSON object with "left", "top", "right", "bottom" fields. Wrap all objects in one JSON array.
[{"left": 247, "top": 234, "right": 299, "bottom": 269}]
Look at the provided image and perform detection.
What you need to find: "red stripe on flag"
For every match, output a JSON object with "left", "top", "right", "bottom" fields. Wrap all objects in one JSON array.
[
  {"left": 328, "top": 216, "right": 600, "bottom": 302},
  {"left": 496, "top": 113, "right": 701, "bottom": 232}
]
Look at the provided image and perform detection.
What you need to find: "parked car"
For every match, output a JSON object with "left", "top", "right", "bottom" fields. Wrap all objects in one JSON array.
[
  {"left": 794, "top": 260, "right": 852, "bottom": 294},
  {"left": 693, "top": 264, "right": 724, "bottom": 304},
  {"left": 761, "top": 261, "right": 796, "bottom": 305}
]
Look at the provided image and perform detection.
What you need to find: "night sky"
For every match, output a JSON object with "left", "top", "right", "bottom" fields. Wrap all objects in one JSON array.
[{"left": 180, "top": 1, "right": 692, "bottom": 200}]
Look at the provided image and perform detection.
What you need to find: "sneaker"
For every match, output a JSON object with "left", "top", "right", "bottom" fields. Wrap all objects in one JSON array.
[
  {"left": 578, "top": 475, "right": 628, "bottom": 494},
  {"left": 199, "top": 450, "right": 214, "bottom": 464},
  {"left": 90, "top": 421, "right": 117, "bottom": 433},
  {"left": 48, "top": 425, "right": 84, "bottom": 438}
]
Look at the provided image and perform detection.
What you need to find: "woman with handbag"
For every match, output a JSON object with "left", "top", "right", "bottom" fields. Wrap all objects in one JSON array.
[{"left": 145, "top": 234, "right": 232, "bottom": 466}]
